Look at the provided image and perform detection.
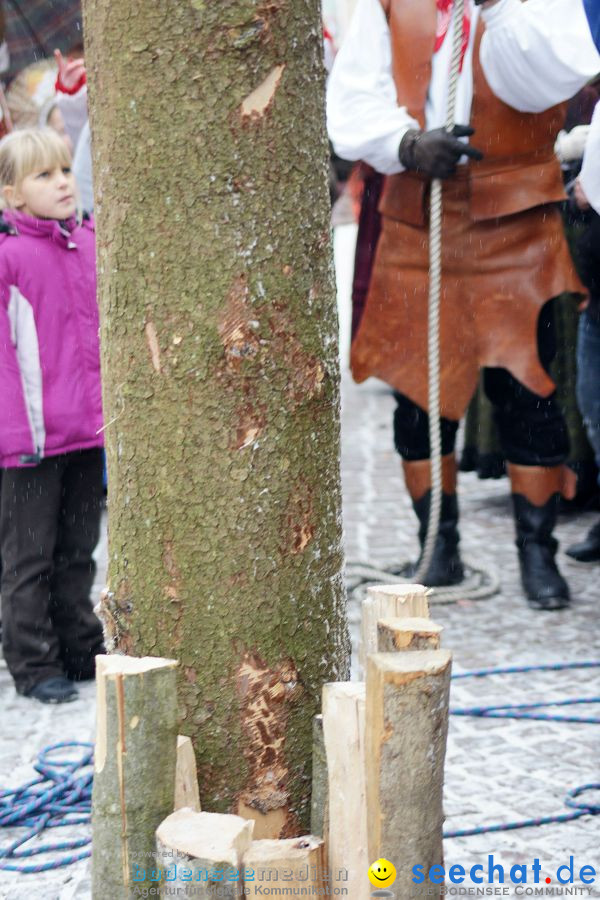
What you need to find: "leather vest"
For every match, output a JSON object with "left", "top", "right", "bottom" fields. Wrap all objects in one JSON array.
[{"left": 379, "top": 0, "right": 567, "bottom": 224}]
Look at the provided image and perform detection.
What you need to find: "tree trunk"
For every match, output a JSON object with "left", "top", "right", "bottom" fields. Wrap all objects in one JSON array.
[{"left": 81, "top": 0, "right": 349, "bottom": 832}]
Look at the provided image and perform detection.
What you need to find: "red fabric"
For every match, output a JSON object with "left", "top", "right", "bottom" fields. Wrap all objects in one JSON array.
[
  {"left": 55, "top": 71, "right": 87, "bottom": 95},
  {"left": 434, "top": 0, "right": 471, "bottom": 70}
]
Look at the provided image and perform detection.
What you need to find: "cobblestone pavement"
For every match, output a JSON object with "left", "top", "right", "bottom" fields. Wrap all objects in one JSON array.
[{"left": 1, "top": 225, "right": 599, "bottom": 898}]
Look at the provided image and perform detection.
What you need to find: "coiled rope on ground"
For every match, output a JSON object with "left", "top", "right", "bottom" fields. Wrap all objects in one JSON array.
[{"left": 0, "top": 741, "right": 92, "bottom": 872}]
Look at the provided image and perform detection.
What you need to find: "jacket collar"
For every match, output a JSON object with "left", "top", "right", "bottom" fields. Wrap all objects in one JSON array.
[{"left": 1, "top": 209, "right": 79, "bottom": 247}]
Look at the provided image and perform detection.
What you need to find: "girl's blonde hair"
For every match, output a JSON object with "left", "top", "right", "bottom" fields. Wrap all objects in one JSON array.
[{"left": 0, "top": 128, "right": 73, "bottom": 209}]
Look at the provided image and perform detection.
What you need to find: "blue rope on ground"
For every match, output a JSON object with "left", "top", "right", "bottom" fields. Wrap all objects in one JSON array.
[
  {"left": 0, "top": 741, "right": 93, "bottom": 872},
  {"left": 444, "top": 661, "right": 600, "bottom": 839}
]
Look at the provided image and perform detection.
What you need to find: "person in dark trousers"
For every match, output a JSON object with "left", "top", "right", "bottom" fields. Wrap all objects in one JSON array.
[
  {"left": 0, "top": 128, "right": 105, "bottom": 703},
  {"left": 566, "top": 108, "right": 600, "bottom": 561}
]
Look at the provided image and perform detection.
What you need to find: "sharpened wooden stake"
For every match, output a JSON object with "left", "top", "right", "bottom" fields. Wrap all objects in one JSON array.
[
  {"left": 310, "top": 715, "right": 328, "bottom": 845},
  {"left": 175, "top": 735, "right": 201, "bottom": 812},
  {"left": 376, "top": 616, "right": 442, "bottom": 653},
  {"left": 322, "top": 682, "right": 368, "bottom": 900},
  {"left": 366, "top": 651, "right": 452, "bottom": 900},
  {"left": 359, "top": 584, "right": 429, "bottom": 674},
  {"left": 92, "top": 654, "right": 178, "bottom": 899},
  {"left": 155, "top": 809, "right": 253, "bottom": 898},
  {"left": 244, "top": 836, "right": 325, "bottom": 899}
]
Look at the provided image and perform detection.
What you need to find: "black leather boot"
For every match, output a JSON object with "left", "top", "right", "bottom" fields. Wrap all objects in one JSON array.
[
  {"left": 512, "top": 494, "right": 570, "bottom": 610},
  {"left": 408, "top": 491, "right": 465, "bottom": 587},
  {"left": 566, "top": 518, "right": 600, "bottom": 562}
]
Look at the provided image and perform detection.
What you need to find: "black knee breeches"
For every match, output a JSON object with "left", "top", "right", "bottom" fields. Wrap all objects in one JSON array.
[{"left": 393, "top": 300, "right": 569, "bottom": 466}]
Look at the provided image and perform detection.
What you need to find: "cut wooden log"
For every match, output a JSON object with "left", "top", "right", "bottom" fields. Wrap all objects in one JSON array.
[
  {"left": 359, "top": 583, "right": 429, "bottom": 674},
  {"left": 376, "top": 616, "right": 442, "bottom": 653},
  {"left": 310, "top": 715, "right": 328, "bottom": 844},
  {"left": 155, "top": 808, "right": 254, "bottom": 898},
  {"left": 322, "top": 682, "right": 368, "bottom": 900},
  {"left": 243, "top": 836, "right": 325, "bottom": 898},
  {"left": 175, "top": 736, "right": 201, "bottom": 812},
  {"left": 92, "top": 654, "right": 178, "bottom": 899},
  {"left": 366, "top": 651, "right": 452, "bottom": 900}
]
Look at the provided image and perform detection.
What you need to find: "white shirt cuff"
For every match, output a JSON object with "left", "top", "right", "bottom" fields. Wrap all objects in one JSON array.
[{"left": 383, "top": 123, "right": 419, "bottom": 174}]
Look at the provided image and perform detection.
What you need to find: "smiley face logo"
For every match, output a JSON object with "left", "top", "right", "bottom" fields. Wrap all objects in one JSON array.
[{"left": 368, "top": 858, "right": 397, "bottom": 888}]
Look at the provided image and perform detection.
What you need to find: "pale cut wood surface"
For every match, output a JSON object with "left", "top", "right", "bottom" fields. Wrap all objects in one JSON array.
[
  {"left": 322, "top": 681, "right": 368, "bottom": 900},
  {"left": 376, "top": 616, "right": 442, "bottom": 652},
  {"left": 243, "top": 836, "right": 325, "bottom": 899},
  {"left": 155, "top": 808, "right": 254, "bottom": 898},
  {"left": 359, "top": 584, "right": 429, "bottom": 674},
  {"left": 175, "top": 735, "right": 201, "bottom": 813}
]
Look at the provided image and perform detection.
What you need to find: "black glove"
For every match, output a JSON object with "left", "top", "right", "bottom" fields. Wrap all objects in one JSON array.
[{"left": 399, "top": 125, "right": 484, "bottom": 179}]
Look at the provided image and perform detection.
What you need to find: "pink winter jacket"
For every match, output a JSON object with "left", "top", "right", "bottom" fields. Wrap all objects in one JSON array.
[{"left": 0, "top": 209, "right": 104, "bottom": 467}]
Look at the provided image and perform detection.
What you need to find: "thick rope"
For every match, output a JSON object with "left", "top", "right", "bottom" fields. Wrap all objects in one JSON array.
[
  {"left": 444, "top": 661, "right": 600, "bottom": 838},
  {"left": 415, "top": 0, "right": 465, "bottom": 583},
  {"left": 0, "top": 741, "right": 92, "bottom": 872},
  {"left": 345, "top": 559, "right": 500, "bottom": 605}
]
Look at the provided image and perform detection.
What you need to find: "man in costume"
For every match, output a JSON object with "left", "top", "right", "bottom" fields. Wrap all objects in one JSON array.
[{"left": 327, "top": 0, "right": 598, "bottom": 609}]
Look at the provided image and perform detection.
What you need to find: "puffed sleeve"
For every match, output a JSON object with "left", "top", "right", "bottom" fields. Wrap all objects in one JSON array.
[
  {"left": 326, "top": 0, "right": 419, "bottom": 174},
  {"left": 480, "top": 0, "right": 600, "bottom": 113}
]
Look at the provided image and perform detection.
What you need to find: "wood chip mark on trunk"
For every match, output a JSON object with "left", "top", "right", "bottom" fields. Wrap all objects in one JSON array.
[
  {"left": 145, "top": 321, "right": 162, "bottom": 372},
  {"left": 241, "top": 64, "right": 285, "bottom": 118},
  {"left": 235, "top": 649, "right": 304, "bottom": 825}
]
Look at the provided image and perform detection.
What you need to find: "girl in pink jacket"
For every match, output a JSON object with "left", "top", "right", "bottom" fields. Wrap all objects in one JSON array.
[{"left": 0, "top": 128, "right": 105, "bottom": 704}]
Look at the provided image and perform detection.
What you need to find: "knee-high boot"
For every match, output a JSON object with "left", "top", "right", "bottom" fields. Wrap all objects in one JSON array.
[
  {"left": 508, "top": 464, "right": 575, "bottom": 610},
  {"left": 402, "top": 455, "right": 464, "bottom": 587}
]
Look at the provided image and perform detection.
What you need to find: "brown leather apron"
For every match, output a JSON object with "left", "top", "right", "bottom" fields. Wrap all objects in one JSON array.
[{"left": 350, "top": 0, "right": 585, "bottom": 420}]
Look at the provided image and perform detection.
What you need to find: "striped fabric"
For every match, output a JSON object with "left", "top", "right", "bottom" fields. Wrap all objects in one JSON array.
[{"left": 2, "top": 0, "right": 82, "bottom": 82}]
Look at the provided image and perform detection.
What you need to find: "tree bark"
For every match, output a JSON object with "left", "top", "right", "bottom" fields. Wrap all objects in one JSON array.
[{"left": 81, "top": 0, "right": 349, "bottom": 831}]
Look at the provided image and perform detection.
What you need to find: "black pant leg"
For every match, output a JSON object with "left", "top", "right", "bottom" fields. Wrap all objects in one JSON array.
[
  {"left": 0, "top": 458, "right": 65, "bottom": 693},
  {"left": 393, "top": 391, "right": 459, "bottom": 460},
  {"left": 483, "top": 300, "right": 570, "bottom": 466},
  {"left": 50, "top": 449, "right": 105, "bottom": 678}
]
